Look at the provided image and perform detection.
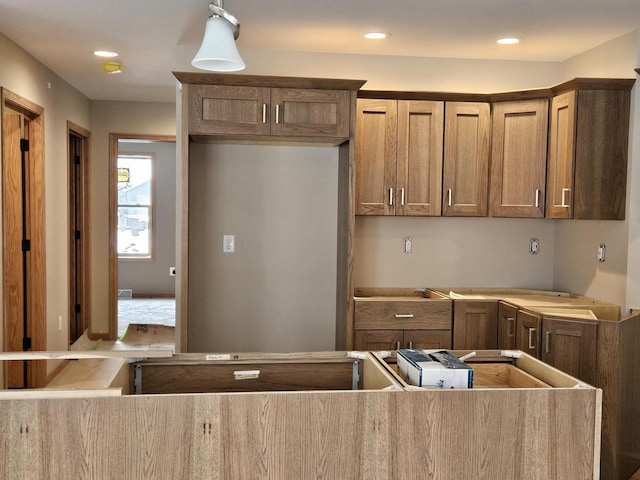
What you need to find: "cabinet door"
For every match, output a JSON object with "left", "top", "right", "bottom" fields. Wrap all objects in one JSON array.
[
  {"left": 547, "top": 91, "right": 576, "bottom": 219},
  {"left": 490, "top": 99, "right": 548, "bottom": 218},
  {"left": 355, "top": 99, "right": 398, "bottom": 215},
  {"left": 270, "top": 88, "right": 349, "bottom": 138},
  {"left": 516, "top": 310, "right": 542, "bottom": 358},
  {"left": 443, "top": 102, "right": 491, "bottom": 217},
  {"left": 497, "top": 302, "right": 518, "bottom": 350},
  {"left": 354, "top": 330, "right": 403, "bottom": 350},
  {"left": 541, "top": 318, "right": 597, "bottom": 384},
  {"left": 404, "top": 329, "right": 452, "bottom": 350},
  {"left": 189, "top": 84, "right": 271, "bottom": 135},
  {"left": 573, "top": 89, "right": 630, "bottom": 220},
  {"left": 452, "top": 301, "right": 498, "bottom": 349},
  {"left": 396, "top": 100, "right": 444, "bottom": 216}
]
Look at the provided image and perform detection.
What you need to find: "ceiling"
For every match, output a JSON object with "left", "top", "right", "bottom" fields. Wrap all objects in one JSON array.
[{"left": 0, "top": 0, "right": 639, "bottom": 102}]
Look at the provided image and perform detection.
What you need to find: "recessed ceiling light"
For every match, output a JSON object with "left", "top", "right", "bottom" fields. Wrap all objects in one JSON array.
[
  {"left": 364, "top": 32, "right": 391, "bottom": 40},
  {"left": 497, "top": 37, "right": 520, "bottom": 45},
  {"left": 94, "top": 50, "right": 119, "bottom": 58}
]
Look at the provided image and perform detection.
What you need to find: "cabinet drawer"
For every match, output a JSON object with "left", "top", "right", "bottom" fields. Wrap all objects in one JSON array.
[{"left": 355, "top": 300, "right": 452, "bottom": 329}]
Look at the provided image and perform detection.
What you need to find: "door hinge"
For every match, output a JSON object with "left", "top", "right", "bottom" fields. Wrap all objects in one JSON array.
[
  {"left": 22, "top": 337, "right": 32, "bottom": 350},
  {"left": 22, "top": 239, "right": 31, "bottom": 252},
  {"left": 74, "top": 154, "right": 81, "bottom": 165},
  {"left": 75, "top": 304, "right": 81, "bottom": 314},
  {"left": 20, "top": 139, "right": 29, "bottom": 153},
  {"left": 75, "top": 230, "right": 81, "bottom": 240}
]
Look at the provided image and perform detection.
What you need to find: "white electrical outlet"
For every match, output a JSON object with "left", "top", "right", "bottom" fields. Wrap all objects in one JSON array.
[
  {"left": 403, "top": 237, "right": 412, "bottom": 254},
  {"left": 223, "top": 235, "right": 235, "bottom": 253},
  {"left": 169, "top": 266, "right": 176, "bottom": 276},
  {"left": 529, "top": 238, "right": 539, "bottom": 255},
  {"left": 598, "top": 244, "right": 606, "bottom": 262}
]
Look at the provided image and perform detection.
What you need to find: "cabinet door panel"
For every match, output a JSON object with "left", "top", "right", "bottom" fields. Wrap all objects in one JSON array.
[
  {"left": 354, "top": 330, "right": 403, "bottom": 351},
  {"left": 189, "top": 85, "right": 271, "bottom": 135},
  {"left": 547, "top": 91, "right": 576, "bottom": 219},
  {"left": 396, "top": 100, "right": 444, "bottom": 216},
  {"left": 490, "top": 99, "right": 548, "bottom": 218},
  {"left": 271, "top": 88, "right": 349, "bottom": 137},
  {"left": 497, "top": 302, "right": 518, "bottom": 350},
  {"left": 443, "top": 102, "right": 490, "bottom": 217},
  {"left": 573, "top": 89, "right": 630, "bottom": 220},
  {"left": 541, "top": 318, "right": 597, "bottom": 384},
  {"left": 404, "top": 330, "right": 452, "bottom": 350},
  {"left": 452, "top": 301, "right": 498, "bottom": 349},
  {"left": 516, "top": 310, "right": 542, "bottom": 358},
  {"left": 355, "top": 99, "right": 397, "bottom": 215}
]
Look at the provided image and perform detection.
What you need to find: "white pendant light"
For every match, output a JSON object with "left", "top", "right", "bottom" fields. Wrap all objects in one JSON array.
[{"left": 192, "top": 0, "right": 245, "bottom": 72}]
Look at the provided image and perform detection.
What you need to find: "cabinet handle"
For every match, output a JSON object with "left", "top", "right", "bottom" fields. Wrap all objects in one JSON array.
[
  {"left": 262, "top": 104, "right": 267, "bottom": 124},
  {"left": 506, "top": 317, "right": 515, "bottom": 338},
  {"left": 528, "top": 327, "right": 536, "bottom": 350},
  {"left": 275, "top": 104, "right": 280, "bottom": 124},
  {"left": 396, "top": 341, "right": 401, "bottom": 350},
  {"left": 401, "top": 188, "right": 405, "bottom": 206},
  {"left": 561, "top": 188, "right": 571, "bottom": 208},
  {"left": 389, "top": 187, "right": 394, "bottom": 206},
  {"left": 447, "top": 188, "right": 452, "bottom": 207},
  {"left": 408, "top": 341, "right": 413, "bottom": 349},
  {"left": 394, "top": 314, "right": 414, "bottom": 318},
  {"left": 535, "top": 189, "right": 540, "bottom": 208},
  {"left": 545, "top": 331, "right": 551, "bottom": 354}
]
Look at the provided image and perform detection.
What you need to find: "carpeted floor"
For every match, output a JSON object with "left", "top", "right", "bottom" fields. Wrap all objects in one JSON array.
[{"left": 117, "top": 298, "right": 175, "bottom": 338}]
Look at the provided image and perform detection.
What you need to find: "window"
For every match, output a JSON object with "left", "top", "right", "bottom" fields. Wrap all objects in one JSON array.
[{"left": 117, "top": 153, "right": 154, "bottom": 259}]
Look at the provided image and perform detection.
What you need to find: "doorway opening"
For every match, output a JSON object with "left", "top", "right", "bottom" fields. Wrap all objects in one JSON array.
[
  {"left": 109, "top": 134, "right": 176, "bottom": 340},
  {"left": 68, "top": 122, "right": 91, "bottom": 345},
  {"left": 1, "top": 89, "right": 46, "bottom": 388}
]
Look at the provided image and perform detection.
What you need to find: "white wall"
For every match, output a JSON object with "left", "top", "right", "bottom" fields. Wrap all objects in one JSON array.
[
  {"left": 188, "top": 144, "right": 338, "bottom": 352},
  {"left": 117, "top": 140, "right": 176, "bottom": 296},
  {"left": 0, "top": 33, "right": 91, "bottom": 383}
]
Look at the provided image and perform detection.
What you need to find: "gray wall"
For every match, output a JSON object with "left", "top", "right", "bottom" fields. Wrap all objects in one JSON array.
[
  {"left": 118, "top": 140, "right": 176, "bottom": 296},
  {"left": 188, "top": 144, "right": 338, "bottom": 352}
]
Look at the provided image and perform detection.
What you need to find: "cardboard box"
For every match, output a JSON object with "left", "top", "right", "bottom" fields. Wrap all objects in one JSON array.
[{"left": 397, "top": 349, "right": 474, "bottom": 389}]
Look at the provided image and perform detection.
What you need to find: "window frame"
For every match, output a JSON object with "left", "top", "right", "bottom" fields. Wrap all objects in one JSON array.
[{"left": 116, "top": 151, "right": 156, "bottom": 261}]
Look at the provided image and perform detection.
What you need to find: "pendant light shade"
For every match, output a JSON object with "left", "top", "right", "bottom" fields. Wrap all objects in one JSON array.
[{"left": 192, "top": 1, "right": 245, "bottom": 72}]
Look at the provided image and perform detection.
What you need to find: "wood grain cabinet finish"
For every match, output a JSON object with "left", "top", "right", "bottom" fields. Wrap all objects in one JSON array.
[
  {"left": 490, "top": 99, "right": 548, "bottom": 218},
  {"left": 547, "top": 87, "right": 631, "bottom": 220},
  {"left": 354, "top": 298, "right": 452, "bottom": 350},
  {"left": 189, "top": 84, "right": 350, "bottom": 138},
  {"left": 443, "top": 102, "right": 491, "bottom": 217},
  {"left": 541, "top": 317, "right": 597, "bottom": 385},
  {"left": 516, "top": 310, "right": 542, "bottom": 359},
  {"left": 452, "top": 301, "right": 498, "bottom": 349},
  {"left": 497, "top": 302, "right": 518, "bottom": 350},
  {"left": 355, "top": 99, "right": 444, "bottom": 216}
]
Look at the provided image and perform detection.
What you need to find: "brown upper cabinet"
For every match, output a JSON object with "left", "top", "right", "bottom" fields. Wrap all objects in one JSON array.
[
  {"left": 489, "top": 99, "right": 549, "bottom": 218},
  {"left": 355, "top": 99, "right": 444, "bottom": 215},
  {"left": 188, "top": 84, "right": 351, "bottom": 139},
  {"left": 443, "top": 102, "right": 491, "bottom": 217},
  {"left": 547, "top": 83, "right": 632, "bottom": 220}
]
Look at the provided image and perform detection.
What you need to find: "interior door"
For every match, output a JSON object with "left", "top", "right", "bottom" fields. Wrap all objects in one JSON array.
[
  {"left": 68, "top": 124, "right": 91, "bottom": 344},
  {"left": 1, "top": 89, "right": 46, "bottom": 388}
]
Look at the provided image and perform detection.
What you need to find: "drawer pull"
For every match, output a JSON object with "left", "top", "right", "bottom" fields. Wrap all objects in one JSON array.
[
  {"left": 394, "top": 314, "right": 414, "bottom": 318},
  {"left": 528, "top": 328, "right": 536, "bottom": 350},
  {"left": 507, "top": 317, "right": 515, "bottom": 338},
  {"left": 396, "top": 341, "right": 401, "bottom": 350},
  {"left": 561, "top": 188, "right": 570, "bottom": 208},
  {"left": 389, "top": 187, "right": 394, "bottom": 206},
  {"left": 262, "top": 104, "right": 267, "bottom": 124},
  {"left": 545, "top": 331, "right": 551, "bottom": 354},
  {"left": 234, "top": 370, "right": 260, "bottom": 380}
]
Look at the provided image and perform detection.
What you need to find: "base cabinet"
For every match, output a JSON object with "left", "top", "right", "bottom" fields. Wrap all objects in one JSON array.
[
  {"left": 452, "top": 301, "right": 498, "bottom": 349},
  {"left": 354, "top": 329, "right": 451, "bottom": 350},
  {"left": 541, "top": 317, "right": 597, "bottom": 385}
]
